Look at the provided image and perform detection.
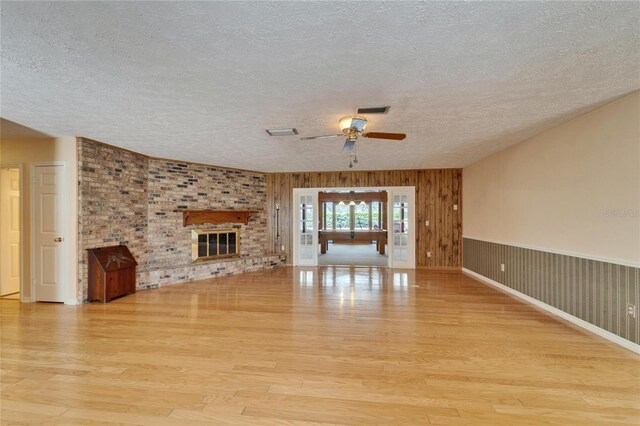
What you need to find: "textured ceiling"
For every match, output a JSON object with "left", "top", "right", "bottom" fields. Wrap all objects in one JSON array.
[{"left": 1, "top": 1, "right": 639, "bottom": 172}]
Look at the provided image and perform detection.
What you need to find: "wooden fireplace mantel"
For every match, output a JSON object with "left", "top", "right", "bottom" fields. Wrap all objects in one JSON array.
[{"left": 176, "top": 210, "right": 260, "bottom": 227}]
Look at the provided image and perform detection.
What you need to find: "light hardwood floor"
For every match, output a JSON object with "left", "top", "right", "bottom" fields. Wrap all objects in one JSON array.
[{"left": 1, "top": 267, "right": 638, "bottom": 425}]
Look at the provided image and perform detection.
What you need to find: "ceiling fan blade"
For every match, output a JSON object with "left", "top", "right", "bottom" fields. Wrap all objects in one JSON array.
[
  {"left": 350, "top": 117, "right": 367, "bottom": 133},
  {"left": 342, "top": 138, "right": 356, "bottom": 153},
  {"left": 362, "top": 132, "right": 406, "bottom": 140},
  {"left": 300, "top": 134, "right": 343, "bottom": 140}
]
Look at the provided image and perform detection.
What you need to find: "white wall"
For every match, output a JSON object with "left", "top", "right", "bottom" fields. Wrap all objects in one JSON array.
[
  {"left": 0, "top": 137, "right": 79, "bottom": 303},
  {"left": 463, "top": 90, "right": 640, "bottom": 266}
]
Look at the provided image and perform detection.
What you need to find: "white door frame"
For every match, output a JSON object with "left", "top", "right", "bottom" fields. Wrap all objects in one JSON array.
[
  {"left": 0, "top": 163, "right": 25, "bottom": 301},
  {"left": 30, "top": 161, "right": 69, "bottom": 303},
  {"left": 291, "top": 186, "right": 416, "bottom": 269},
  {"left": 388, "top": 187, "right": 416, "bottom": 269},
  {"left": 292, "top": 189, "right": 319, "bottom": 266}
]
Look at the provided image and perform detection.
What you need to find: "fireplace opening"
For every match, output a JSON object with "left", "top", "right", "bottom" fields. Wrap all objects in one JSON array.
[{"left": 191, "top": 228, "right": 240, "bottom": 262}]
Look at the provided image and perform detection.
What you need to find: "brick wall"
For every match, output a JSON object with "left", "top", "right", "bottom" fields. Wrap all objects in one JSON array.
[
  {"left": 77, "top": 139, "right": 283, "bottom": 303},
  {"left": 77, "top": 140, "right": 149, "bottom": 301},
  {"left": 146, "top": 158, "right": 268, "bottom": 272}
]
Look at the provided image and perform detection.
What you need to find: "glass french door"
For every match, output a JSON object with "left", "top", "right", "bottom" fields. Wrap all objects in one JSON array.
[
  {"left": 389, "top": 188, "right": 416, "bottom": 268},
  {"left": 293, "top": 189, "right": 318, "bottom": 266}
]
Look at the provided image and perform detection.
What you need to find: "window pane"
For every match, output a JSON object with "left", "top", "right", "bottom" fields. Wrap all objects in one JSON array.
[
  {"left": 335, "top": 203, "right": 350, "bottom": 230},
  {"left": 324, "top": 202, "right": 333, "bottom": 230},
  {"left": 371, "top": 202, "right": 380, "bottom": 229},
  {"left": 354, "top": 203, "right": 369, "bottom": 229}
]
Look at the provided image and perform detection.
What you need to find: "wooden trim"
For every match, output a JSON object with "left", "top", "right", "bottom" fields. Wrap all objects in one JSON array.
[{"left": 177, "top": 210, "right": 259, "bottom": 226}]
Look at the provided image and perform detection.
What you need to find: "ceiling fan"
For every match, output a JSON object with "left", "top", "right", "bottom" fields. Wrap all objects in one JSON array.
[{"left": 300, "top": 115, "right": 406, "bottom": 156}]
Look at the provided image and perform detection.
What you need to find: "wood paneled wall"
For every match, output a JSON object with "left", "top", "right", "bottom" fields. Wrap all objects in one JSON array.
[{"left": 266, "top": 169, "right": 462, "bottom": 268}]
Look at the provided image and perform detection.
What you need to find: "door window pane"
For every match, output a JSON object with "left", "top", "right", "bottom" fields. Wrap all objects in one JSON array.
[{"left": 392, "top": 193, "right": 410, "bottom": 262}]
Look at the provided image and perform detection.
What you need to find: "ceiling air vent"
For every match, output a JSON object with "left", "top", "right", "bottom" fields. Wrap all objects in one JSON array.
[
  {"left": 265, "top": 128, "right": 298, "bottom": 136},
  {"left": 356, "top": 106, "right": 390, "bottom": 114}
]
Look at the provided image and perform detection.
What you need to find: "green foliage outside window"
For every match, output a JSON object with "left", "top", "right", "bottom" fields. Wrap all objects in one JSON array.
[{"left": 335, "top": 204, "right": 350, "bottom": 229}]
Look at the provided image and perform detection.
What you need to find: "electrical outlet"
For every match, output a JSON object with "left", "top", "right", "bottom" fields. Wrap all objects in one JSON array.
[
  {"left": 425, "top": 220, "right": 429, "bottom": 226},
  {"left": 281, "top": 245, "right": 285, "bottom": 252},
  {"left": 628, "top": 304, "right": 636, "bottom": 318},
  {"left": 427, "top": 252, "right": 432, "bottom": 258},
  {"left": 453, "top": 204, "right": 458, "bottom": 211},
  {"left": 500, "top": 263, "right": 505, "bottom": 272}
]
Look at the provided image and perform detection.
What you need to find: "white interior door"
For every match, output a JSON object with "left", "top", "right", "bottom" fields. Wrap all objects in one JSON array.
[
  {"left": 293, "top": 189, "right": 318, "bottom": 266},
  {"left": 1, "top": 168, "right": 21, "bottom": 296},
  {"left": 389, "top": 187, "right": 416, "bottom": 269},
  {"left": 33, "top": 164, "right": 67, "bottom": 302}
]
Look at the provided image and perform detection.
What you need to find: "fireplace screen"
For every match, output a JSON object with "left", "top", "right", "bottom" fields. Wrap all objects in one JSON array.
[{"left": 191, "top": 228, "right": 240, "bottom": 262}]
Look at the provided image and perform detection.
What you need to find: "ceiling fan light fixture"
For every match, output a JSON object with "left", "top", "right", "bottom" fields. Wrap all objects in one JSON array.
[
  {"left": 359, "top": 200, "right": 366, "bottom": 205},
  {"left": 349, "top": 201, "right": 356, "bottom": 206},
  {"left": 339, "top": 116, "right": 367, "bottom": 133}
]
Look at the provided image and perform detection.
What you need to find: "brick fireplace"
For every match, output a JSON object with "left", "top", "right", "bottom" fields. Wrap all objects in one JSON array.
[{"left": 77, "top": 138, "right": 285, "bottom": 303}]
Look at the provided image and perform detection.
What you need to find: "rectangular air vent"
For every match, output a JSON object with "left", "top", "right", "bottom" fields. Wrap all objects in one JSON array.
[
  {"left": 356, "top": 106, "right": 390, "bottom": 114},
  {"left": 266, "top": 128, "right": 298, "bottom": 136}
]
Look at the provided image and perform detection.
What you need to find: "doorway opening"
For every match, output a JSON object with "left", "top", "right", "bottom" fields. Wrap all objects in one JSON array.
[
  {"left": 292, "top": 186, "right": 415, "bottom": 268},
  {"left": 1, "top": 166, "right": 21, "bottom": 299},
  {"left": 318, "top": 190, "right": 388, "bottom": 267}
]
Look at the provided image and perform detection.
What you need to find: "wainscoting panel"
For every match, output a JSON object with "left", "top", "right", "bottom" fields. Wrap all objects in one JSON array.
[{"left": 463, "top": 238, "right": 640, "bottom": 345}]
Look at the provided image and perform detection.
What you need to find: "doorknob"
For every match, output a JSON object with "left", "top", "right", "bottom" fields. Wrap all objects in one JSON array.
[{"left": 54, "top": 237, "right": 63, "bottom": 243}]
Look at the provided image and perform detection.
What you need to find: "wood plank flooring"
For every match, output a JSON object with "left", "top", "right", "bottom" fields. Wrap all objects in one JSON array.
[{"left": 1, "top": 267, "right": 638, "bottom": 425}]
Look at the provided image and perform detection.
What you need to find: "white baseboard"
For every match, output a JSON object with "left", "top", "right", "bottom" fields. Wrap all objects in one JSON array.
[
  {"left": 64, "top": 299, "right": 80, "bottom": 305},
  {"left": 19, "top": 296, "right": 32, "bottom": 303},
  {"left": 462, "top": 268, "right": 640, "bottom": 355}
]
